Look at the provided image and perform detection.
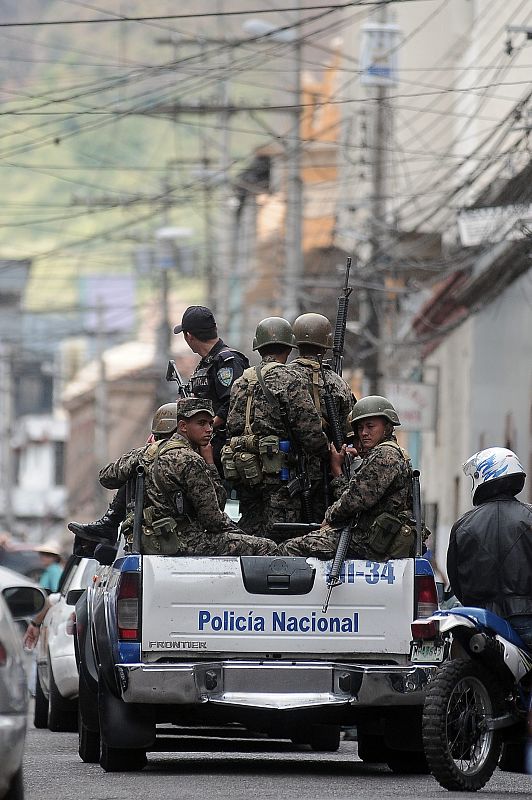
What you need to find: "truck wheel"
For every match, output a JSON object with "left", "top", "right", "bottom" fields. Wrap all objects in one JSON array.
[
  {"left": 33, "top": 670, "right": 48, "bottom": 729},
  {"left": 47, "top": 661, "right": 78, "bottom": 732},
  {"left": 4, "top": 767, "right": 23, "bottom": 800},
  {"left": 357, "top": 733, "right": 385, "bottom": 762},
  {"left": 99, "top": 741, "right": 147, "bottom": 772},
  {"left": 499, "top": 740, "right": 527, "bottom": 773},
  {"left": 78, "top": 705, "right": 100, "bottom": 763},
  {"left": 309, "top": 724, "right": 341, "bottom": 752},
  {"left": 423, "top": 659, "right": 503, "bottom": 791}
]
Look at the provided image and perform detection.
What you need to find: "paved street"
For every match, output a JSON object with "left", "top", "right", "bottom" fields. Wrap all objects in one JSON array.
[{"left": 23, "top": 723, "right": 531, "bottom": 800}]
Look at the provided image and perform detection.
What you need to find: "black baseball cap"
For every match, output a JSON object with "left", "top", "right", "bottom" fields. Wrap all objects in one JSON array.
[{"left": 173, "top": 305, "right": 217, "bottom": 335}]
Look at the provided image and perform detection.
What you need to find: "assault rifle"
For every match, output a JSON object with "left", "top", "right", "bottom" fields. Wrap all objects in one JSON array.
[
  {"left": 166, "top": 360, "right": 191, "bottom": 398},
  {"left": 412, "top": 470, "right": 423, "bottom": 557},
  {"left": 322, "top": 255, "right": 354, "bottom": 612},
  {"left": 332, "top": 256, "right": 352, "bottom": 377},
  {"left": 286, "top": 444, "right": 314, "bottom": 524},
  {"left": 131, "top": 465, "right": 145, "bottom": 554}
]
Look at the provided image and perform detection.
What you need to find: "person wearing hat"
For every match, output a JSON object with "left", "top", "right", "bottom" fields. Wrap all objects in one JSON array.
[
  {"left": 174, "top": 306, "right": 249, "bottom": 473},
  {"left": 94, "top": 398, "right": 278, "bottom": 557},
  {"left": 225, "top": 317, "right": 329, "bottom": 537},
  {"left": 290, "top": 313, "right": 355, "bottom": 521},
  {"left": 67, "top": 306, "right": 249, "bottom": 546},
  {"left": 35, "top": 542, "right": 64, "bottom": 592},
  {"left": 279, "top": 395, "right": 415, "bottom": 561}
]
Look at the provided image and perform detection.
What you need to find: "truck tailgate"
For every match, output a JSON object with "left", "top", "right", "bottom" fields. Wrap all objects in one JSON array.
[{"left": 141, "top": 556, "right": 415, "bottom": 657}]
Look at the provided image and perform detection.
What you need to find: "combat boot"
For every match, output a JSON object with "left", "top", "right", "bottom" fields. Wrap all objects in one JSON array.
[{"left": 68, "top": 485, "right": 127, "bottom": 544}]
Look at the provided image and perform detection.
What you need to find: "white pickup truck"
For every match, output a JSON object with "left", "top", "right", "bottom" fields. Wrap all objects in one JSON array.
[{"left": 73, "top": 547, "right": 440, "bottom": 772}]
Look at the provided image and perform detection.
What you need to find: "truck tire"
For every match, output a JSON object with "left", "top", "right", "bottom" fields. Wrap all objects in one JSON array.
[
  {"left": 5, "top": 767, "right": 23, "bottom": 800},
  {"left": 33, "top": 670, "right": 48, "bottom": 729},
  {"left": 309, "top": 724, "right": 341, "bottom": 752},
  {"left": 423, "top": 659, "right": 503, "bottom": 791},
  {"left": 99, "top": 742, "right": 147, "bottom": 773},
  {"left": 499, "top": 740, "right": 527, "bottom": 773},
  {"left": 78, "top": 704, "right": 100, "bottom": 763},
  {"left": 48, "top": 661, "right": 78, "bottom": 732}
]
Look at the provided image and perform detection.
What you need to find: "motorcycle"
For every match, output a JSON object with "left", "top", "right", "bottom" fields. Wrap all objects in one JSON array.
[{"left": 410, "top": 606, "right": 532, "bottom": 791}]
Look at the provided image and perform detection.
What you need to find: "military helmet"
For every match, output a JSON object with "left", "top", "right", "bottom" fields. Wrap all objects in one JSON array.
[
  {"left": 348, "top": 395, "right": 401, "bottom": 427},
  {"left": 151, "top": 403, "right": 178, "bottom": 435},
  {"left": 252, "top": 317, "right": 296, "bottom": 351},
  {"left": 293, "top": 313, "right": 333, "bottom": 350}
]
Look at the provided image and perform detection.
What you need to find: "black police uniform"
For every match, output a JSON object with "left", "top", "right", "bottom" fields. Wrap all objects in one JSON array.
[{"left": 189, "top": 338, "right": 249, "bottom": 470}]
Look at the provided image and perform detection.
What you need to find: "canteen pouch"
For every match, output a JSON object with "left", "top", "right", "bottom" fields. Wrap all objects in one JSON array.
[
  {"left": 122, "top": 509, "right": 182, "bottom": 555},
  {"left": 221, "top": 444, "right": 240, "bottom": 482},
  {"left": 258, "top": 435, "right": 284, "bottom": 475},
  {"left": 233, "top": 451, "right": 263, "bottom": 486},
  {"left": 141, "top": 515, "right": 181, "bottom": 556},
  {"left": 367, "top": 512, "right": 403, "bottom": 557}
]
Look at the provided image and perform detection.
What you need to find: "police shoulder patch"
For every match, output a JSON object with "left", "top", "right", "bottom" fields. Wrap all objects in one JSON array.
[{"left": 217, "top": 366, "right": 233, "bottom": 386}]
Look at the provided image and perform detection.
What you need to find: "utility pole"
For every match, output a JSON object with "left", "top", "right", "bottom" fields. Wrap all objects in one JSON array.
[
  {"left": 94, "top": 300, "right": 108, "bottom": 505},
  {"left": 360, "top": 2, "right": 399, "bottom": 394},
  {"left": 0, "top": 345, "right": 15, "bottom": 532},
  {"left": 283, "top": 1, "right": 303, "bottom": 324}
]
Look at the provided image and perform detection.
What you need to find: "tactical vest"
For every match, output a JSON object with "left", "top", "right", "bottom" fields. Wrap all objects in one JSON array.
[
  {"left": 221, "top": 363, "right": 290, "bottom": 486},
  {"left": 122, "top": 438, "right": 192, "bottom": 556}
]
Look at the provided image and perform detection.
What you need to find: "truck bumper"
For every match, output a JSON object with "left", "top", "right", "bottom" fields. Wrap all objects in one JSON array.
[{"left": 115, "top": 661, "right": 438, "bottom": 710}]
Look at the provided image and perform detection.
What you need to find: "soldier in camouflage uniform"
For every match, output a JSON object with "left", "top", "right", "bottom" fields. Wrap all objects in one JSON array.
[
  {"left": 225, "top": 317, "right": 329, "bottom": 537},
  {"left": 290, "top": 313, "right": 355, "bottom": 521},
  {"left": 279, "top": 396, "right": 414, "bottom": 561},
  {"left": 98, "top": 398, "right": 278, "bottom": 556}
]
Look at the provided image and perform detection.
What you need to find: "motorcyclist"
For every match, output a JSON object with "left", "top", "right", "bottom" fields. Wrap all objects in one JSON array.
[{"left": 447, "top": 446, "right": 532, "bottom": 650}]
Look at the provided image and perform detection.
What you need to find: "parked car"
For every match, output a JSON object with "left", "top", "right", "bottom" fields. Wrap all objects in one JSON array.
[
  {"left": 0, "top": 544, "right": 43, "bottom": 583},
  {"left": 34, "top": 555, "right": 98, "bottom": 733},
  {"left": 0, "top": 566, "right": 46, "bottom": 800}
]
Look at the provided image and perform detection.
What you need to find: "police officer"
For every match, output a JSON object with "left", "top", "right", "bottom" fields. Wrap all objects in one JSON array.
[
  {"left": 225, "top": 317, "right": 329, "bottom": 537},
  {"left": 279, "top": 396, "right": 415, "bottom": 560},
  {"left": 173, "top": 305, "right": 249, "bottom": 472},
  {"left": 96, "top": 398, "right": 278, "bottom": 557},
  {"left": 290, "top": 313, "right": 355, "bottom": 521},
  {"left": 68, "top": 305, "right": 248, "bottom": 545}
]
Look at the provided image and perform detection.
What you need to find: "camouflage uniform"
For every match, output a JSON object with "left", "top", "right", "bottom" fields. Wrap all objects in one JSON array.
[
  {"left": 279, "top": 436, "right": 413, "bottom": 560},
  {"left": 99, "top": 433, "right": 278, "bottom": 556},
  {"left": 226, "top": 356, "right": 329, "bottom": 536},
  {"left": 290, "top": 356, "right": 355, "bottom": 521}
]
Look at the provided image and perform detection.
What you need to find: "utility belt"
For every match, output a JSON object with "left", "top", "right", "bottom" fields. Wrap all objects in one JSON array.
[
  {"left": 122, "top": 504, "right": 188, "bottom": 556},
  {"left": 366, "top": 510, "right": 430, "bottom": 560},
  {"left": 221, "top": 435, "right": 292, "bottom": 487}
]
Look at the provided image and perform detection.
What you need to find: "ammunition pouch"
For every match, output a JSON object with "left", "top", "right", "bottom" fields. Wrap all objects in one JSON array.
[
  {"left": 258, "top": 435, "right": 284, "bottom": 475},
  {"left": 368, "top": 511, "right": 415, "bottom": 560},
  {"left": 221, "top": 434, "right": 290, "bottom": 486},
  {"left": 121, "top": 508, "right": 183, "bottom": 556}
]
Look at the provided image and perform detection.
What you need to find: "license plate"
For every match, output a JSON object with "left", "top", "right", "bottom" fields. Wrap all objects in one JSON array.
[{"left": 410, "top": 641, "right": 446, "bottom": 663}]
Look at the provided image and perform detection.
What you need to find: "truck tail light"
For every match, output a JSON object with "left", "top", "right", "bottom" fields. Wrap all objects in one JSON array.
[
  {"left": 415, "top": 575, "right": 438, "bottom": 619},
  {"left": 117, "top": 572, "right": 140, "bottom": 641},
  {"left": 411, "top": 619, "right": 439, "bottom": 640}
]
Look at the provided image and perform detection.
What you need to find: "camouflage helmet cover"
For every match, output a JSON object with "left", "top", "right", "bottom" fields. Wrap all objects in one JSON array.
[
  {"left": 175, "top": 397, "right": 214, "bottom": 419},
  {"left": 293, "top": 313, "right": 333, "bottom": 350},
  {"left": 348, "top": 395, "right": 401, "bottom": 427},
  {"left": 252, "top": 317, "right": 296, "bottom": 351},
  {"left": 151, "top": 403, "right": 178, "bottom": 435}
]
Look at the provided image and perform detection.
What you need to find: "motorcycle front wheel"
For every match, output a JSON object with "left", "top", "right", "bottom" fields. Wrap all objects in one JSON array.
[{"left": 423, "top": 658, "right": 503, "bottom": 791}]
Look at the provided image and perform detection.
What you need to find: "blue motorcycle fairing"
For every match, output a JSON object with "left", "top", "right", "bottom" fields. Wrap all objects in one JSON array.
[{"left": 436, "top": 606, "right": 527, "bottom": 651}]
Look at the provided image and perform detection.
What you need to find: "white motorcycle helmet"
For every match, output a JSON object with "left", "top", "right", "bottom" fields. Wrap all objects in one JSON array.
[{"left": 462, "top": 447, "right": 526, "bottom": 505}]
